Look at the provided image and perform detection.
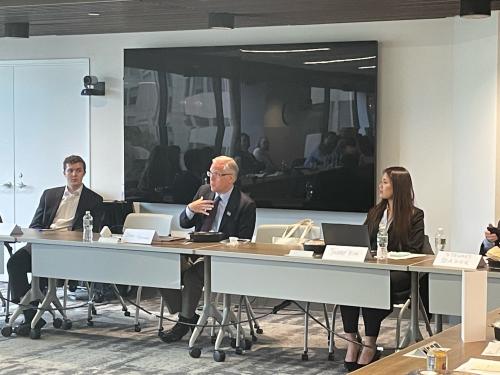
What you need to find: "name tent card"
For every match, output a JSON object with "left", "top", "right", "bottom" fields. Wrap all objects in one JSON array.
[
  {"left": 0, "top": 223, "right": 23, "bottom": 236},
  {"left": 433, "top": 251, "right": 485, "bottom": 270},
  {"left": 122, "top": 228, "right": 158, "bottom": 245},
  {"left": 322, "top": 245, "right": 370, "bottom": 263},
  {"left": 403, "top": 341, "right": 445, "bottom": 358}
]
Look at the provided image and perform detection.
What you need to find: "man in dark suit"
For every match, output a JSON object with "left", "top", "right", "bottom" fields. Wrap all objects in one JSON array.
[
  {"left": 160, "top": 155, "right": 256, "bottom": 343},
  {"left": 7, "top": 155, "right": 103, "bottom": 333}
]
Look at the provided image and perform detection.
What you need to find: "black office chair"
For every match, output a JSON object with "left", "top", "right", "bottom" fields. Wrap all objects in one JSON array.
[
  {"left": 2, "top": 241, "right": 14, "bottom": 322},
  {"left": 0, "top": 215, "right": 12, "bottom": 321}
]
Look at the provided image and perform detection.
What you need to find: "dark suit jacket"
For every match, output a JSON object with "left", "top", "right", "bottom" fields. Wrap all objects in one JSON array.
[
  {"left": 180, "top": 184, "right": 256, "bottom": 240},
  {"left": 480, "top": 220, "right": 500, "bottom": 255},
  {"left": 366, "top": 207, "right": 425, "bottom": 253},
  {"left": 30, "top": 185, "right": 104, "bottom": 232}
]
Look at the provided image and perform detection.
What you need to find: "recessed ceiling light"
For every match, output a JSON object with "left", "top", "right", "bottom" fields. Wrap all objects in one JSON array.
[{"left": 88, "top": 12, "right": 101, "bottom": 16}]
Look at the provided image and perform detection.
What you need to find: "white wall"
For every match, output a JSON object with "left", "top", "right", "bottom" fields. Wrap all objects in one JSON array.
[
  {"left": 451, "top": 16, "right": 499, "bottom": 252},
  {"left": 0, "top": 15, "right": 498, "bottom": 251}
]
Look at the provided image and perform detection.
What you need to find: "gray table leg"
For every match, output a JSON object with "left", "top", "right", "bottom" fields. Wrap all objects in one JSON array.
[
  {"left": 188, "top": 256, "right": 236, "bottom": 359},
  {"left": 436, "top": 314, "right": 443, "bottom": 333},
  {"left": 401, "top": 272, "right": 424, "bottom": 348}
]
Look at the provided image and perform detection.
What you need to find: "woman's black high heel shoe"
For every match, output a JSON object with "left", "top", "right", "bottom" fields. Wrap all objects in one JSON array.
[
  {"left": 356, "top": 348, "right": 382, "bottom": 369},
  {"left": 344, "top": 360, "right": 361, "bottom": 372},
  {"left": 344, "top": 336, "right": 363, "bottom": 372}
]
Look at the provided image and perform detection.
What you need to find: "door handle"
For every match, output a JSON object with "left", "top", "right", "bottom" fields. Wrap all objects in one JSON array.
[
  {"left": 17, "top": 173, "right": 26, "bottom": 189},
  {"left": 2, "top": 181, "right": 13, "bottom": 188}
]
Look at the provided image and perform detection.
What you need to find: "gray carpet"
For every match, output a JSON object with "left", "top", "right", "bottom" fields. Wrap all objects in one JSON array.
[{"left": 0, "top": 286, "right": 436, "bottom": 375}]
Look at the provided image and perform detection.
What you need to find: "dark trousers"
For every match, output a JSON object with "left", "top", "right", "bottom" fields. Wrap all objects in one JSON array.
[
  {"left": 7, "top": 245, "right": 47, "bottom": 302},
  {"left": 159, "top": 260, "right": 204, "bottom": 319},
  {"left": 340, "top": 271, "right": 412, "bottom": 337}
]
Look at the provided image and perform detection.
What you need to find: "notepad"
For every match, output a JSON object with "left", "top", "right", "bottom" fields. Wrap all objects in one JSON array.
[
  {"left": 455, "top": 358, "right": 500, "bottom": 374},
  {"left": 482, "top": 342, "right": 500, "bottom": 357},
  {"left": 387, "top": 252, "right": 427, "bottom": 260}
]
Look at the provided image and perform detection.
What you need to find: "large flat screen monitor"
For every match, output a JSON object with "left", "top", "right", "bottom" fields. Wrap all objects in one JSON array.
[{"left": 124, "top": 41, "right": 377, "bottom": 212}]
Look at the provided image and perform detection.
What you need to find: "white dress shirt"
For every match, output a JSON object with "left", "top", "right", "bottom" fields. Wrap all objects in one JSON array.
[{"left": 50, "top": 185, "right": 83, "bottom": 230}]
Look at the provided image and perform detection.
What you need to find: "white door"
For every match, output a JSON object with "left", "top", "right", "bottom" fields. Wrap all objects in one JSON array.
[
  {"left": 0, "top": 66, "right": 14, "bottom": 278},
  {"left": 0, "top": 66, "right": 14, "bottom": 222},
  {"left": 13, "top": 59, "right": 90, "bottom": 227}
]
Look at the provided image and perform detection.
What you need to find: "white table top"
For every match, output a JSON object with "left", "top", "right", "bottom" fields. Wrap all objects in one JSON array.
[
  {"left": 18, "top": 228, "right": 201, "bottom": 255},
  {"left": 195, "top": 242, "right": 435, "bottom": 271},
  {"left": 408, "top": 257, "right": 500, "bottom": 278}
]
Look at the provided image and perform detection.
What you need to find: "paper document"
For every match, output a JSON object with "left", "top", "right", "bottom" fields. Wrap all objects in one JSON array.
[
  {"left": 455, "top": 358, "right": 500, "bottom": 374},
  {"left": 482, "top": 341, "right": 500, "bottom": 357},
  {"left": 154, "top": 236, "right": 185, "bottom": 243},
  {"left": 388, "top": 252, "right": 427, "bottom": 260}
]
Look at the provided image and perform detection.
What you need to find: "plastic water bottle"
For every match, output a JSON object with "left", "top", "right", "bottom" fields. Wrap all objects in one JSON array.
[
  {"left": 434, "top": 227, "right": 446, "bottom": 252},
  {"left": 83, "top": 211, "right": 93, "bottom": 242},
  {"left": 376, "top": 222, "right": 388, "bottom": 260}
]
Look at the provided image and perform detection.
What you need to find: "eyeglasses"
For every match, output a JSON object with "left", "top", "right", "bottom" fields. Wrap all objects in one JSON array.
[{"left": 207, "top": 171, "right": 231, "bottom": 178}]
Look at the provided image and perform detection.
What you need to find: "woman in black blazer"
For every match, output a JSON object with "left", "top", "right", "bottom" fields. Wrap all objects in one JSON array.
[{"left": 341, "top": 166, "right": 425, "bottom": 371}]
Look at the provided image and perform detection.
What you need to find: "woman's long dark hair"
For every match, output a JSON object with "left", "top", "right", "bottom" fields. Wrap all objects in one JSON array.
[{"left": 365, "top": 166, "right": 415, "bottom": 248}]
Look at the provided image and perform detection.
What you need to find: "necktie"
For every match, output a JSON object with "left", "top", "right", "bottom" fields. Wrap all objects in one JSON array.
[{"left": 200, "top": 196, "right": 221, "bottom": 232}]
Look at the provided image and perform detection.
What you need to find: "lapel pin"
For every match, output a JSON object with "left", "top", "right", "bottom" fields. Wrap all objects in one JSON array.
[{"left": 227, "top": 211, "right": 231, "bottom": 216}]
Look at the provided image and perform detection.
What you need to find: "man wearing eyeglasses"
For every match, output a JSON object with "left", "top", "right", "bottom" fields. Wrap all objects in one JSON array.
[{"left": 159, "top": 155, "right": 256, "bottom": 343}]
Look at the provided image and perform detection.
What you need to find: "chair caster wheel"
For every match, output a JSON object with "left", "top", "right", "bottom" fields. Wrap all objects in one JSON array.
[
  {"left": 211, "top": 336, "right": 216, "bottom": 344},
  {"left": 1, "top": 326, "right": 12, "bottom": 337},
  {"left": 62, "top": 320, "right": 72, "bottom": 330},
  {"left": 124, "top": 311, "right": 131, "bottom": 317},
  {"left": 235, "top": 347, "right": 243, "bottom": 355},
  {"left": 5, "top": 317, "right": 10, "bottom": 324},
  {"left": 30, "top": 328, "right": 41, "bottom": 339},
  {"left": 244, "top": 338, "right": 252, "bottom": 350},
  {"left": 256, "top": 327, "right": 263, "bottom": 334},
  {"left": 301, "top": 353, "right": 309, "bottom": 361},
  {"left": 53, "top": 318, "right": 63, "bottom": 329},
  {"left": 134, "top": 324, "right": 141, "bottom": 332},
  {"left": 87, "top": 320, "right": 94, "bottom": 327},
  {"left": 328, "top": 352, "right": 335, "bottom": 361},
  {"left": 230, "top": 338, "right": 236, "bottom": 348},
  {"left": 189, "top": 347, "right": 201, "bottom": 358},
  {"left": 158, "top": 331, "right": 164, "bottom": 338},
  {"left": 213, "top": 350, "right": 226, "bottom": 362},
  {"left": 91, "top": 306, "right": 97, "bottom": 315},
  {"left": 251, "top": 335, "right": 258, "bottom": 342}
]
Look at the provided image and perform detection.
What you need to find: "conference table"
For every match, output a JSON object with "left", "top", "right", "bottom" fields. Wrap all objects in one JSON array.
[
  {"left": 353, "top": 307, "right": 500, "bottom": 374},
  {"left": 3, "top": 230, "right": 437, "bottom": 355},
  {"left": 190, "top": 243, "right": 435, "bottom": 351},
  {"left": 409, "top": 259, "right": 500, "bottom": 317},
  {"left": 4, "top": 229, "right": 213, "bottom": 338}
]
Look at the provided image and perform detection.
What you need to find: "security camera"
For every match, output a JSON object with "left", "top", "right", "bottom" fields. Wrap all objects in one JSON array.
[
  {"left": 83, "top": 75, "right": 99, "bottom": 86},
  {"left": 81, "top": 75, "right": 105, "bottom": 96}
]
